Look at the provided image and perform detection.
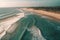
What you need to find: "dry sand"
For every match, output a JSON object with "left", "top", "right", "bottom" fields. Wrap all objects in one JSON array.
[{"left": 22, "top": 8, "right": 60, "bottom": 21}]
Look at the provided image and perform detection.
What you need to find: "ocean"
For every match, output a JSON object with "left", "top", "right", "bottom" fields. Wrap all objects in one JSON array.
[{"left": 0, "top": 8, "right": 21, "bottom": 19}]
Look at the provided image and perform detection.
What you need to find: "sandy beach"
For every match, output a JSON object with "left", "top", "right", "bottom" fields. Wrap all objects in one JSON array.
[{"left": 22, "top": 8, "right": 60, "bottom": 21}]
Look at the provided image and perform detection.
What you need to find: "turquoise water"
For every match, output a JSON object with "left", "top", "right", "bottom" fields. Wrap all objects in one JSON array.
[{"left": 8, "top": 14, "right": 60, "bottom": 40}]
